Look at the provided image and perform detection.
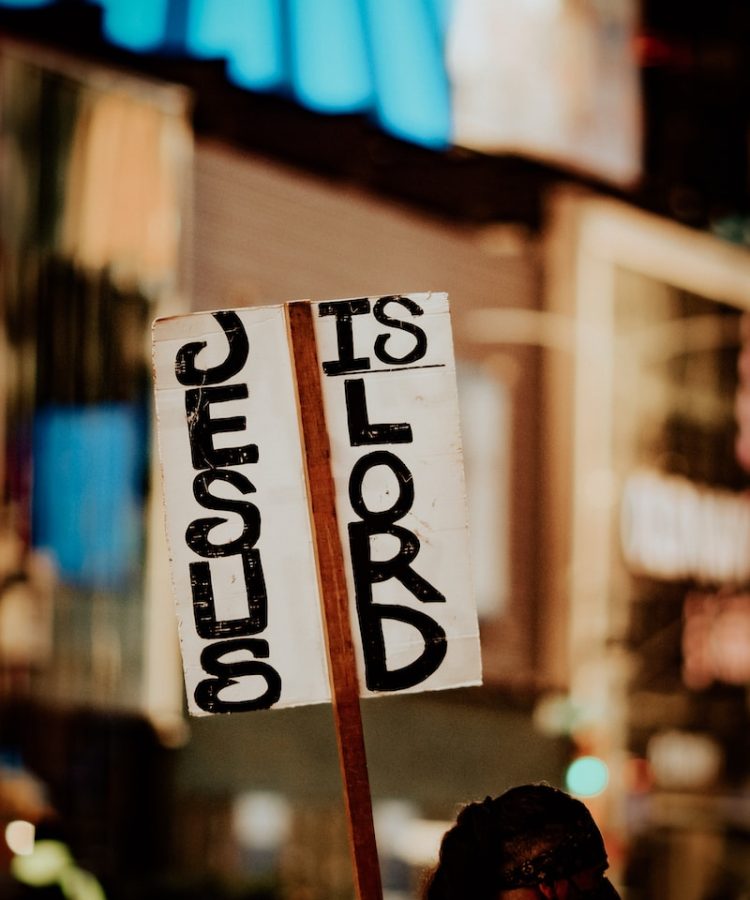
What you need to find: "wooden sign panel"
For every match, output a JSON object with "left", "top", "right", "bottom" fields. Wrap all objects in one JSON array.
[
  {"left": 152, "top": 306, "right": 330, "bottom": 715},
  {"left": 311, "top": 293, "right": 481, "bottom": 697},
  {"left": 152, "top": 293, "right": 480, "bottom": 716}
]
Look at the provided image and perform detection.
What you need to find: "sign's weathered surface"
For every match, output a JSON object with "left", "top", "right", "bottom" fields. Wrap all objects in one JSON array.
[
  {"left": 312, "top": 294, "right": 480, "bottom": 697},
  {"left": 152, "top": 293, "right": 480, "bottom": 716}
]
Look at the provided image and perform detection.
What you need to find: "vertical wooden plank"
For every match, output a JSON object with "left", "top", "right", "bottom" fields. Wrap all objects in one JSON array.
[{"left": 285, "top": 300, "right": 383, "bottom": 900}]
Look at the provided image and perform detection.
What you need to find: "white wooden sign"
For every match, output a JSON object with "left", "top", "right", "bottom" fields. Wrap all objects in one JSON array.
[
  {"left": 152, "top": 293, "right": 481, "bottom": 716},
  {"left": 152, "top": 306, "right": 330, "bottom": 714}
]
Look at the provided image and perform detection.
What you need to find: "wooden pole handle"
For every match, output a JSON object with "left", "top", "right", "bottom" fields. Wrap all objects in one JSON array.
[{"left": 286, "top": 300, "right": 383, "bottom": 900}]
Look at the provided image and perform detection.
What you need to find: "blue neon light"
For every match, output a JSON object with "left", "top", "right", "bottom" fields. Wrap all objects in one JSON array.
[
  {"left": 360, "top": 0, "right": 452, "bottom": 148},
  {"left": 98, "top": 0, "right": 170, "bottom": 53},
  {"left": 0, "top": 0, "right": 456, "bottom": 151},
  {"left": 32, "top": 404, "right": 147, "bottom": 590},
  {"left": 0, "top": 0, "right": 52, "bottom": 7},
  {"left": 185, "top": 0, "right": 242, "bottom": 59},
  {"left": 187, "top": 0, "right": 285, "bottom": 91},
  {"left": 288, "top": 0, "right": 372, "bottom": 114},
  {"left": 429, "top": 0, "right": 455, "bottom": 40}
]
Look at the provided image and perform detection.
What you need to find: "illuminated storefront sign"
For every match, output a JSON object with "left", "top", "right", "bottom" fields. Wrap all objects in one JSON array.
[
  {"left": 683, "top": 592, "right": 750, "bottom": 688},
  {"left": 620, "top": 468, "right": 750, "bottom": 584},
  {"left": 647, "top": 728, "right": 723, "bottom": 790}
]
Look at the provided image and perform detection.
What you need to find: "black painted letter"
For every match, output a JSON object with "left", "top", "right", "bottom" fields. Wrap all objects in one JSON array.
[
  {"left": 348, "top": 451, "right": 446, "bottom": 691},
  {"left": 186, "top": 469, "right": 267, "bottom": 639},
  {"left": 319, "top": 298, "right": 371, "bottom": 375},
  {"left": 185, "top": 383, "right": 259, "bottom": 470},
  {"left": 194, "top": 639, "right": 282, "bottom": 713},
  {"left": 176, "top": 310, "right": 249, "bottom": 386},
  {"left": 372, "top": 295, "right": 427, "bottom": 365},
  {"left": 345, "top": 379, "right": 412, "bottom": 446}
]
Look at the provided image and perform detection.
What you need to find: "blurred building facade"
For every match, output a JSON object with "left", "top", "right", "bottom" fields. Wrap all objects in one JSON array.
[{"left": 0, "top": 1, "right": 748, "bottom": 898}]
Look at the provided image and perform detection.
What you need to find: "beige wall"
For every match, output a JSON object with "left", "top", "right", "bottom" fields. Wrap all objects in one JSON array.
[{"left": 190, "top": 140, "right": 536, "bottom": 319}]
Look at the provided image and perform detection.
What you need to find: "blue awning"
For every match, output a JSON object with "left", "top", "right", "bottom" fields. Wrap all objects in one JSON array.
[{"left": 1, "top": 0, "right": 454, "bottom": 150}]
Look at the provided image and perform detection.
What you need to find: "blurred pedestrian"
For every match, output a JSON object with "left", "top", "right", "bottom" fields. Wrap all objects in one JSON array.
[{"left": 422, "top": 782, "right": 619, "bottom": 899}]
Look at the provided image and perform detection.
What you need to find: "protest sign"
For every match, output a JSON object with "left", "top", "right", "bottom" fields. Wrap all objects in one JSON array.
[
  {"left": 152, "top": 305, "right": 331, "bottom": 714},
  {"left": 309, "top": 293, "right": 480, "bottom": 696},
  {"left": 153, "top": 293, "right": 481, "bottom": 899},
  {"left": 152, "top": 292, "right": 480, "bottom": 715}
]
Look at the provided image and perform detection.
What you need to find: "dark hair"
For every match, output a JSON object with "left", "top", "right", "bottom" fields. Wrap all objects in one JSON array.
[{"left": 421, "top": 783, "right": 604, "bottom": 900}]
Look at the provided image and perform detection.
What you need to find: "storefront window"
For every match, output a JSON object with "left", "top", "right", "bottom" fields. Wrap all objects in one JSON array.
[{"left": 0, "top": 43, "right": 191, "bottom": 718}]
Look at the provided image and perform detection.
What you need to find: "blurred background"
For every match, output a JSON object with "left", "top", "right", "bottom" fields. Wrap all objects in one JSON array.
[{"left": 0, "top": 0, "right": 749, "bottom": 897}]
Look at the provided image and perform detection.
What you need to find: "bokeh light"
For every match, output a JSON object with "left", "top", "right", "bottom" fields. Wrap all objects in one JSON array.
[{"left": 565, "top": 756, "right": 610, "bottom": 797}]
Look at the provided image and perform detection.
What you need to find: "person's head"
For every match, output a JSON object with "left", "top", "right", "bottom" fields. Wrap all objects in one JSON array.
[{"left": 422, "top": 783, "right": 620, "bottom": 900}]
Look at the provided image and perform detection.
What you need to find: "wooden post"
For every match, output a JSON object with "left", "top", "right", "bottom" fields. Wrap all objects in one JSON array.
[{"left": 285, "top": 300, "right": 383, "bottom": 900}]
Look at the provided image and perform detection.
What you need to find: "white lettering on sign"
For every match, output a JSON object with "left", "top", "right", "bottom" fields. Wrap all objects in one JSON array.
[
  {"left": 152, "top": 294, "right": 481, "bottom": 715},
  {"left": 620, "top": 468, "right": 750, "bottom": 584}
]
